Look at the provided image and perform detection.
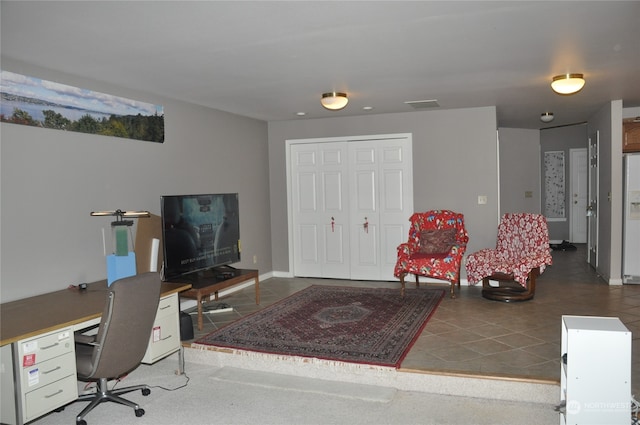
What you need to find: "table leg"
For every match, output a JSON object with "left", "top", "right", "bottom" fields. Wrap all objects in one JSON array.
[
  {"left": 176, "top": 346, "right": 184, "bottom": 375},
  {"left": 196, "top": 294, "right": 204, "bottom": 331}
]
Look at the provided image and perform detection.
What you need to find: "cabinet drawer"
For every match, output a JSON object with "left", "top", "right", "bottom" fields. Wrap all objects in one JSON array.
[
  {"left": 24, "top": 374, "right": 77, "bottom": 422},
  {"left": 156, "top": 293, "right": 178, "bottom": 318},
  {"left": 19, "top": 328, "right": 73, "bottom": 365},
  {"left": 22, "top": 352, "right": 76, "bottom": 392},
  {"left": 142, "top": 312, "right": 179, "bottom": 364}
]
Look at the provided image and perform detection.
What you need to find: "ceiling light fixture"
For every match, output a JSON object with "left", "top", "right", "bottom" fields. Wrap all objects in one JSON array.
[
  {"left": 551, "top": 73, "right": 585, "bottom": 95},
  {"left": 321, "top": 92, "right": 348, "bottom": 110},
  {"left": 540, "top": 112, "right": 554, "bottom": 123},
  {"left": 91, "top": 209, "right": 150, "bottom": 227}
]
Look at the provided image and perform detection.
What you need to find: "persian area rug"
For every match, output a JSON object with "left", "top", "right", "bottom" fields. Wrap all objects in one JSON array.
[{"left": 195, "top": 285, "right": 444, "bottom": 368}]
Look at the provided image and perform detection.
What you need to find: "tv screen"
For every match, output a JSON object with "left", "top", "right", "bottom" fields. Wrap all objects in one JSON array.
[{"left": 160, "top": 193, "right": 240, "bottom": 280}]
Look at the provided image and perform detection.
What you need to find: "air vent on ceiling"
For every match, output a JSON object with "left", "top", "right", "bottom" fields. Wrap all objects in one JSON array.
[{"left": 404, "top": 99, "right": 440, "bottom": 109}]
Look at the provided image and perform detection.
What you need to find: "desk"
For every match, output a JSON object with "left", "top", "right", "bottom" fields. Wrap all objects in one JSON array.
[
  {"left": 0, "top": 279, "right": 191, "bottom": 425},
  {"left": 176, "top": 268, "right": 259, "bottom": 331}
]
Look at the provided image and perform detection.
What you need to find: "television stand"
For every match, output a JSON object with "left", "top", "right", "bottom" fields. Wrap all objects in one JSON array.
[{"left": 173, "top": 267, "right": 259, "bottom": 331}]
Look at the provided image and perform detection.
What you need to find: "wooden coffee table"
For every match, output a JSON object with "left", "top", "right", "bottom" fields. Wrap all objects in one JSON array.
[{"left": 177, "top": 268, "right": 259, "bottom": 331}]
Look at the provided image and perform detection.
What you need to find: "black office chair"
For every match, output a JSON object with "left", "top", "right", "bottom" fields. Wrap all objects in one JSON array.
[{"left": 72, "top": 272, "right": 161, "bottom": 425}]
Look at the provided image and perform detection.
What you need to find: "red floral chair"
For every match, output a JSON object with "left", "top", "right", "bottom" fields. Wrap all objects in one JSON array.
[
  {"left": 394, "top": 210, "right": 468, "bottom": 298},
  {"left": 465, "top": 213, "right": 553, "bottom": 302}
]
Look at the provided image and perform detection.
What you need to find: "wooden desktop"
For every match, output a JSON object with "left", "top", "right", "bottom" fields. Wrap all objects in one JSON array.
[{"left": 0, "top": 279, "right": 191, "bottom": 425}]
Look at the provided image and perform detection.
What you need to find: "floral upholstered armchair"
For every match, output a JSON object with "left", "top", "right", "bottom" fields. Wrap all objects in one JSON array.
[
  {"left": 394, "top": 210, "right": 468, "bottom": 298},
  {"left": 465, "top": 213, "right": 552, "bottom": 302}
]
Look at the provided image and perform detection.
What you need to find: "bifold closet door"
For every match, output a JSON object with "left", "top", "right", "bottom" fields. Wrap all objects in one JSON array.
[
  {"left": 291, "top": 142, "right": 350, "bottom": 279},
  {"left": 348, "top": 139, "right": 413, "bottom": 281},
  {"left": 290, "top": 136, "right": 413, "bottom": 281}
]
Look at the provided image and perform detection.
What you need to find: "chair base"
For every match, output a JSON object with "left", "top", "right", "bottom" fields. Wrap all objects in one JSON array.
[
  {"left": 481, "top": 269, "right": 539, "bottom": 302},
  {"left": 399, "top": 273, "right": 458, "bottom": 298},
  {"left": 73, "top": 377, "right": 150, "bottom": 424}
]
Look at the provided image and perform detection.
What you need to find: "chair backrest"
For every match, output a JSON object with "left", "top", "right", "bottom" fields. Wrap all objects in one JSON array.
[
  {"left": 85, "top": 272, "right": 161, "bottom": 379},
  {"left": 496, "top": 213, "right": 550, "bottom": 258},
  {"left": 407, "top": 210, "right": 469, "bottom": 252}
]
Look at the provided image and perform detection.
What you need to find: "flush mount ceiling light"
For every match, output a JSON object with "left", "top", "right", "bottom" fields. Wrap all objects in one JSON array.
[
  {"left": 321, "top": 92, "right": 348, "bottom": 110},
  {"left": 551, "top": 73, "right": 585, "bottom": 95},
  {"left": 540, "top": 112, "right": 555, "bottom": 123}
]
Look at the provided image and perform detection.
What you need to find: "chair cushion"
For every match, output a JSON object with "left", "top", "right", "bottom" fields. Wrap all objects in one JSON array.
[{"left": 418, "top": 229, "right": 455, "bottom": 254}]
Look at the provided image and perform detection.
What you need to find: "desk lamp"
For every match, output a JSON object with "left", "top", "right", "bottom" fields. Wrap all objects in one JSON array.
[{"left": 91, "top": 210, "right": 150, "bottom": 285}]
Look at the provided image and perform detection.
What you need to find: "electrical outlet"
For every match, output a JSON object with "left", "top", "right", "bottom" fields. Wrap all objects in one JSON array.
[
  {"left": 253, "top": 255, "right": 258, "bottom": 264},
  {"left": 478, "top": 195, "right": 487, "bottom": 205},
  {"left": 525, "top": 191, "right": 533, "bottom": 198}
]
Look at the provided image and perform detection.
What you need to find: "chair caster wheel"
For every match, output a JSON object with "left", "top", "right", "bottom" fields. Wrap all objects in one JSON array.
[
  {"left": 142, "top": 388, "right": 151, "bottom": 396},
  {"left": 135, "top": 408, "right": 145, "bottom": 417},
  {"left": 77, "top": 420, "right": 87, "bottom": 425}
]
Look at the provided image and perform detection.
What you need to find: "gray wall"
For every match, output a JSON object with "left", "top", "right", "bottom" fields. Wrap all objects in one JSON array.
[
  {"left": 498, "top": 128, "right": 541, "bottom": 216},
  {"left": 0, "top": 59, "right": 271, "bottom": 302},
  {"left": 540, "top": 124, "right": 589, "bottom": 241},
  {"left": 268, "top": 107, "right": 500, "bottom": 279}
]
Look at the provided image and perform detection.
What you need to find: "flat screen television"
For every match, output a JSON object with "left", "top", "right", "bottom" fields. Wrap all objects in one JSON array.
[{"left": 160, "top": 193, "right": 240, "bottom": 281}]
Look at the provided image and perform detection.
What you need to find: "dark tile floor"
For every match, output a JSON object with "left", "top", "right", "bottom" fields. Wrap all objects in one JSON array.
[{"left": 183, "top": 244, "right": 640, "bottom": 394}]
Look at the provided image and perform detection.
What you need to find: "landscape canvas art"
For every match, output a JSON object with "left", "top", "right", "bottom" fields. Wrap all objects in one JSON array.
[{"left": 0, "top": 70, "right": 164, "bottom": 143}]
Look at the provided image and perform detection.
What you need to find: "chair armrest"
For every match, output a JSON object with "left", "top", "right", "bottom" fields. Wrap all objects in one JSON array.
[{"left": 397, "top": 242, "right": 412, "bottom": 255}]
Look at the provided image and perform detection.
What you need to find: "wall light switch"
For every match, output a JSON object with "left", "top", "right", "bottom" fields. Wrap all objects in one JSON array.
[{"left": 478, "top": 195, "right": 487, "bottom": 205}]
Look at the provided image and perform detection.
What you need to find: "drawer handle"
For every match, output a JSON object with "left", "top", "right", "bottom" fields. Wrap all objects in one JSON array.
[
  {"left": 41, "top": 342, "right": 60, "bottom": 350},
  {"left": 160, "top": 334, "right": 172, "bottom": 341},
  {"left": 42, "top": 366, "right": 62, "bottom": 375},
  {"left": 45, "top": 389, "right": 63, "bottom": 399},
  {"left": 159, "top": 305, "right": 171, "bottom": 310}
]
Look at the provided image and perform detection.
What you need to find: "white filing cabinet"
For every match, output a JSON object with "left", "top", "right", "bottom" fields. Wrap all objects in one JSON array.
[
  {"left": 141, "top": 292, "right": 181, "bottom": 364},
  {"left": 0, "top": 327, "right": 79, "bottom": 425},
  {"left": 1, "top": 294, "right": 182, "bottom": 425},
  {"left": 560, "top": 315, "right": 631, "bottom": 425}
]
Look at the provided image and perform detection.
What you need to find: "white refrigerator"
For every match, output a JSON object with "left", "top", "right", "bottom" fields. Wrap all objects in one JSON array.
[{"left": 623, "top": 153, "right": 640, "bottom": 283}]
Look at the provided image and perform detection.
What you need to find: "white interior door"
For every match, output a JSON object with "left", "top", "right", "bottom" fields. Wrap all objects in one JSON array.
[
  {"left": 291, "top": 142, "right": 350, "bottom": 278},
  {"left": 348, "top": 138, "right": 413, "bottom": 280},
  {"left": 376, "top": 142, "right": 413, "bottom": 280},
  {"left": 570, "top": 148, "right": 588, "bottom": 243},
  {"left": 349, "top": 142, "right": 380, "bottom": 280},
  {"left": 588, "top": 132, "right": 599, "bottom": 268},
  {"left": 289, "top": 134, "right": 413, "bottom": 281}
]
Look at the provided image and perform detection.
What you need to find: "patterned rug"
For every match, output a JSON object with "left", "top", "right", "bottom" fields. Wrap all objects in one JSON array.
[{"left": 195, "top": 285, "right": 444, "bottom": 368}]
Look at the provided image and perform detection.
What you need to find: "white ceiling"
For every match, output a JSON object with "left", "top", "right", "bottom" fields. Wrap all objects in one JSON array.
[{"left": 2, "top": 1, "right": 639, "bottom": 129}]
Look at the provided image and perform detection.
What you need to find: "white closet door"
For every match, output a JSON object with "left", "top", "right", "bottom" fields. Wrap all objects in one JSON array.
[
  {"left": 291, "top": 142, "right": 350, "bottom": 278},
  {"left": 349, "top": 142, "right": 380, "bottom": 280},
  {"left": 349, "top": 138, "right": 413, "bottom": 280},
  {"left": 378, "top": 141, "right": 413, "bottom": 280}
]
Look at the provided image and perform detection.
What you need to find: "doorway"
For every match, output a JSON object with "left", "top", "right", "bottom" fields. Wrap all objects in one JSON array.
[
  {"left": 570, "top": 148, "right": 588, "bottom": 243},
  {"left": 588, "top": 131, "right": 599, "bottom": 268}
]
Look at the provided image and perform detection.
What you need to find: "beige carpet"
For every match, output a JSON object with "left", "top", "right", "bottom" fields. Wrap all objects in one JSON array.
[{"left": 36, "top": 352, "right": 559, "bottom": 425}]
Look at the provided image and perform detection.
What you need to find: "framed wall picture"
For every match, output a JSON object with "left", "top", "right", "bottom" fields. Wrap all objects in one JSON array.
[
  {"left": 544, "top": 150, "right": 565, "bottom": 219},
  {"left": 0, "top": 70, "right": 164, "bottom": 143}
]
